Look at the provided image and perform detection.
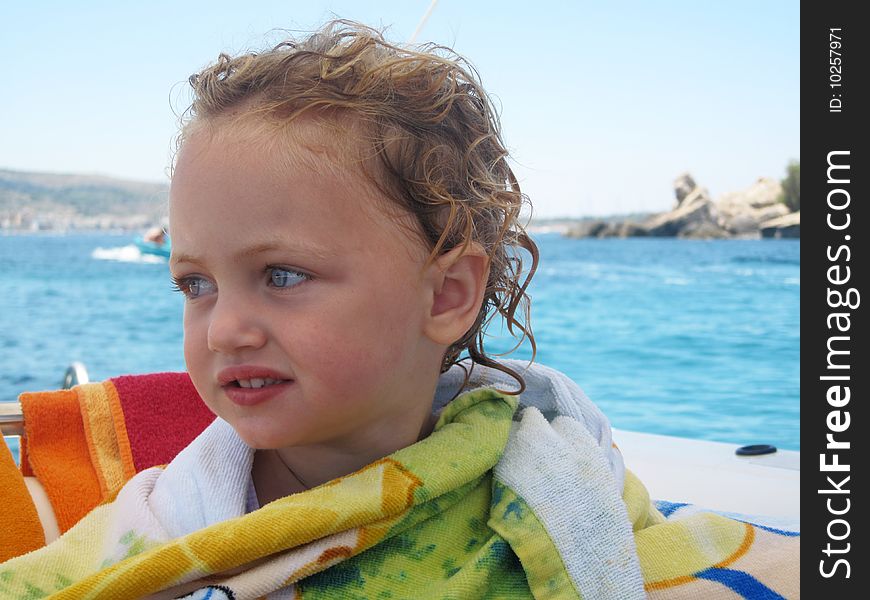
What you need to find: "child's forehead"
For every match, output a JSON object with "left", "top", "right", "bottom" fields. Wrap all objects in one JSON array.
[{"left": 174, "top": 114, "right": 431, "bottom": 256}]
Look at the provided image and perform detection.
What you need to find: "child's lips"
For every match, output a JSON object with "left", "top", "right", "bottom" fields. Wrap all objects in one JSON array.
[
  {"left": 223, "top": 380, "right": 294, "bottom": 407},
  {"left": 216, "top": 365, "right": 294, "bottom": 387},
  {"left": 216, "top": 365, "right": 295, "bottom": 407}
]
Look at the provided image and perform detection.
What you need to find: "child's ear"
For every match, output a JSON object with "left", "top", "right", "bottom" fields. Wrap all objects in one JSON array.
[{"left": 423, "top": 243, "right": 490, "bottom": 346}]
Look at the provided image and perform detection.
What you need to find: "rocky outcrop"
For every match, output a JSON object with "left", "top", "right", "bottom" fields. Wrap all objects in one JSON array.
[
  {"left": 716, "top": 177, "right": 790, "bottom": 235},
  {"left": 760, "top": 211, "right": 800, "bottom": 238},
  {"left": 564, "top": 218, "right": 649, "bottom": 239},
  {"left": 643, "top": 179, "right": 729, "bottom": 238},
  {"left": 565, "top": 173, "right": 800, "bottom": 239},
  {"left": 673, "top": 173, "right": 698, "bottom": 204},
  {"left": 618, "top": 221, "right": 649, "bottom": 237}
]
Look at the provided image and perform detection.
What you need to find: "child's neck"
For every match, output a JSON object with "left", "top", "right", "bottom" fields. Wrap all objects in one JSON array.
[{"left": 252, "top": 402, "right": 440, "bottom": 506}]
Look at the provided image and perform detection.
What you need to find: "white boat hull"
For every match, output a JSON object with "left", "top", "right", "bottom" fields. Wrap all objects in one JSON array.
[{"left": 613, "top": 428, "right": 799, "bottom": 520}]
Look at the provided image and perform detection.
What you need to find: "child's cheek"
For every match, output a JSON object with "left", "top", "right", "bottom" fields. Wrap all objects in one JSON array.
[
  {"left": 181, "top": 312, "right": 216, "bottom": 404},
  {"left": 308, "top": 316, "right": 411, "bottom": 397}
]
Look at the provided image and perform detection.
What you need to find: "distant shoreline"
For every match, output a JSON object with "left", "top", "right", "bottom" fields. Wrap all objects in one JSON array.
[
  {"left": 2, "top": 166, "right": 799, "bottom": 238},
  {"left": 1, "top": 228, "right": 801, "bottom": 241}
]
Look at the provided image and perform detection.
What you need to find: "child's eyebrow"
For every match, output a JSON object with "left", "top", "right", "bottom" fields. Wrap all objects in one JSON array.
[
  {"left": 170, "top": 240, "right": 336, "bottom": 267},
  {"left": 235, "top": 241, "right": 336, "bottom": 261}
]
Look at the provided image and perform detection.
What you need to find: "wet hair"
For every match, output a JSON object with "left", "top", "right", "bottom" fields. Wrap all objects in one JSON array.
[{"left": 177, "top": 19, "right": 538, "bottom": 393}]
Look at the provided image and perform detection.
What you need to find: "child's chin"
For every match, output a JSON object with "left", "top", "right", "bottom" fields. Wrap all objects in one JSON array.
[
  {"left": 241, "top": 435, "right": 284, "bottom": 450},
  {"left": 236, "top": 427, "right": 298, "bottom": 450}
]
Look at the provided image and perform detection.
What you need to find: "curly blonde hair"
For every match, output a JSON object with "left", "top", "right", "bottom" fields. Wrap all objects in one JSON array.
[{"left": 177, "top": 20, "right": 538, "bottom": 392}]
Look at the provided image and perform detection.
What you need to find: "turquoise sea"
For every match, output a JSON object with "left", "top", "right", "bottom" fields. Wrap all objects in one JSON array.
[{"left": 1, "top": 233, "right": 799, "bottom": 460}]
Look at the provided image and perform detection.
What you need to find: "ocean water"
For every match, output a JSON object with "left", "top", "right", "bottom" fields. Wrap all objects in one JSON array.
[{"left": 1, "top": 233, "right": 799, "bottom": 460}]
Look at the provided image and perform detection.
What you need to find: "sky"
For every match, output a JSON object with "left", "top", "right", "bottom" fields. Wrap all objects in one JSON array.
[{"left": 0, "top": 1, "right": 799, "bottom": 218}]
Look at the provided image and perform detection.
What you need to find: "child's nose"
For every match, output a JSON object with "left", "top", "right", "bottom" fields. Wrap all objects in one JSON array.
[{"left": 206, "top": 295, "right": 267, "bottom": 354}]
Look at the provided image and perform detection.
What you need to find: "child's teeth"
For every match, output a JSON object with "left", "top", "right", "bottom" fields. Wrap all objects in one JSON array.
[{"left": 234, "top": 378, "right": 286, "bottom": 389}]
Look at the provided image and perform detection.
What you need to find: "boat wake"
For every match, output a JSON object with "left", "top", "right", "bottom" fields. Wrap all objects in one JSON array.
[{"left": 91, "top": 245, "right": 165, "bottom": 264}]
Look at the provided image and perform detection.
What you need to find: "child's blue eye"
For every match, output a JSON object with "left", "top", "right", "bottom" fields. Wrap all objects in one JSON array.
[
  {"left": 171, "top": 275, "right": 216, "bottom": 299},
  {"left": 269, "top": 267, "right": 308, "bottom": 289}
]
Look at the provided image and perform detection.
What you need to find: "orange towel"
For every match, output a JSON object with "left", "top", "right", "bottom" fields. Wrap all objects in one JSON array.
[
  {"left": 0, "top": 439, "right": 45, "bottom": 561},
  {"left": 18, "top": 389, "right": 103, "bottom": 534}
]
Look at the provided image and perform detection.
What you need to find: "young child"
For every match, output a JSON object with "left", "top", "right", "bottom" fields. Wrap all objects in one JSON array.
[{"left": 1, "top": 20, "right": 798, "bottom": 599}]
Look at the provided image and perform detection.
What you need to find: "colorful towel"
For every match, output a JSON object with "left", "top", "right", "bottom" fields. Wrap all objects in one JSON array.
[
  {"left": 17, "top": 373, "right": 214, "bottom": 532},
  {"left": 638, "top": 498, "right": 800, "bottom": 599},
  {"left": 1, "top": 361, "right": 798, "bottom": 599},
  {"left": 0, "top": 439, "right": 44, "bottom": 562}
]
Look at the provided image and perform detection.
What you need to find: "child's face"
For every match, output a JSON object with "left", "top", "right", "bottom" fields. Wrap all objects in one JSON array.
[{"left": 169, "top": 121, "right": 443, "bottom": 454}]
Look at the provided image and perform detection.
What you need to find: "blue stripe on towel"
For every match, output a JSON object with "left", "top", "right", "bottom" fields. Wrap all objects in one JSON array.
[
  {"left": 654, "top": 500, "right": 689, "bottom": 517},
  {"left": 696, "top": 567, "right": 785, "bottom": 599}
]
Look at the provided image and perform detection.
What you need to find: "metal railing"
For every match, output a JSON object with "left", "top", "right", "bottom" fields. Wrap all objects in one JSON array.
[{"left": 0, "top": 401, "right": 23, "bottom": 437}]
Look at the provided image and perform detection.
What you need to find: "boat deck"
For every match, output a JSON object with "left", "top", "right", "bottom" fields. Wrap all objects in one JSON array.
[{"left": 614, "top": 428, "right": 799, "bottom": 520}]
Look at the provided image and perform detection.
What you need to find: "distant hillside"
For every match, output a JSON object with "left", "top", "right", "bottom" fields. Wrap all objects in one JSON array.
[{"left": 0, "top": 168, "right": 168, "bottom": 230}]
